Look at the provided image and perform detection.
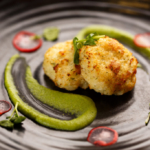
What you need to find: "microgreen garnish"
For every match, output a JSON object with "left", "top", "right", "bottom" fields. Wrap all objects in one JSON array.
[
  {"left": 43, "top": 27, "right": 59, "bottom": 41},
  {"left": 73, "top": 37, "right": 82, "bottom": 65},
  {"left": 84, "top": 33, "right": 97, "bottom": 45},
  {"left": 145, "top": 112, "right": 150, "bottom": 125},
  {"left": 73, "top": 33, "right": 105, "bottom": 65},
  {"left": 30, "top": 35, "right": 41, "bottom": 40},
  {"left": 30, "top": 27, "right": 59, "bottom": 41},
  {"left": 0, "top": 102, "right": 26, "bottom": 129},
  {"left": 137, "top": 63, "right": 142, "bottom": 68},
  {"left": 0, "top": 120, "right": 14, "bottom": 129}
]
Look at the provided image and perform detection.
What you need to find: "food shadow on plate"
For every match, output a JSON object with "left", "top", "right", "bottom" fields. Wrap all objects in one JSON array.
[
  {"left": 0, "top": 123, "right": 25, "bottom": 134},
  {"left": 14, "top": 123, "right": 26, "bottom": 136},
  {"left": 44, "top": 74, "right": 134, "bottom": 118},
  {"left": 34, "top": 62, "right": 135, "bottom": 120}
]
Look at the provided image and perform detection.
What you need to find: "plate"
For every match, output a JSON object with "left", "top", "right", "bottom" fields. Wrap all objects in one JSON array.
[{"left": 0, "top": 1, "right": 150, "bottom": 150}]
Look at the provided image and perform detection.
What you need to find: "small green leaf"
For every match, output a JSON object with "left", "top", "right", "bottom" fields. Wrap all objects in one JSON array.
[
  {"left": 13, "top": 116, "right": 26, "bottom": 124},
  {"left": 73, "top": 33, "right": 105, "bottom": 65},
  {"left": 30, "top": 35, "right": 41, "bottom": 40},
  {"left": 0, "top": 120, "right": 14, "bottom": 129},
  {"left": 6, "top": 116, "right": 11, "bottom": 119},
  {"left": 76, "top": 41, "right": 83, "bottom": 50},
  {"left": 43, "top": 27, "right": 59, "bottom": 41},
  {"left": 10, "top": 114, "right": 18, "bottom": 122},
  {"left": 145, "top": 115, "right": 150, "bottom": 126},
  {"left": 73, "top": 37, "right": 80, "bottom": 65},
  {"left": 84, "top": 34, "right": 96, "bottom": 46},
  {"left": 137, "top": 63, "right": 142, "bottom": 68}
]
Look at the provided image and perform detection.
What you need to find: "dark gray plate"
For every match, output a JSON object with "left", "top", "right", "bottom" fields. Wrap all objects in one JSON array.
[{"left": 0, "top": 1, "right": 150, "bottom": 150}]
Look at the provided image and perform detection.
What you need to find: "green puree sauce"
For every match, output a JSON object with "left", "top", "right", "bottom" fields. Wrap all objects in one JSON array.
[
  {"left": 76, "top": 25, "right": 150, "bottom": 58},
  {"left": 5, "top": 25, "right": 148, "bottom": 131},
  {"left": 4, "top": 54, "right": 97, "bottom": 131}
]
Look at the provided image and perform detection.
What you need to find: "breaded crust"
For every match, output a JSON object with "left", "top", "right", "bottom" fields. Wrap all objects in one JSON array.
[
  {"left": 79, "top": 36, "right": 138, "bottom": 95},
  {"left": 43, "top": 37, "right": 137, "bottom": 95},
  {"left": 43, "top": 40, "right": 88, "bottom": 91}
]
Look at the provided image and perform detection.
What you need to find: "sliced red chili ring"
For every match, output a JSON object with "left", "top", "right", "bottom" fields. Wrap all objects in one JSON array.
[
  {"left": 13, "top": 31, "right": 42, "bottom": 52},
  {"left": 87, "top": 126, "right": 118, "bottom": 146},
  {"left": 134, "top": 33, "right": 150, "bottom": 48},
  {"left": 0, "top": 100, "right": 12, "bottom": 115}
]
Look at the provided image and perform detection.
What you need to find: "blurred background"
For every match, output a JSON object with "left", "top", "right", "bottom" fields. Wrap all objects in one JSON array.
[
  {"left": 0, "top": 0, "right": 150, "bottom": 17},
  {"left": 0, "top": 0, "right": 150, "bottom": 34}
]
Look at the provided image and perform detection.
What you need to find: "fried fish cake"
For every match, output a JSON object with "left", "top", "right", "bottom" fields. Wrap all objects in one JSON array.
[
  {"left": 43, "top": 37, "right": 137, "bottom": 95},
  {"left": 79, "top": 36, "right": 138, "bottom": 95},
  {"left": 43, "top": 40, "right": 88, "bottom": 91}
]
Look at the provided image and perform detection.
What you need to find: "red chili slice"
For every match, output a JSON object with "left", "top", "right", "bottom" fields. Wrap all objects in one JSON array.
[
  {"left": 13, "top": 31, "right": 42, "bottom": 52},
  {"left": 87, "top": 126, "right": 118, "bottom": 146},
  {"left": 134, "top": 33, "right": 150, "bottom": 48},
  {"left": 0, "top": 100, "right": 12, "bottom": 115}
]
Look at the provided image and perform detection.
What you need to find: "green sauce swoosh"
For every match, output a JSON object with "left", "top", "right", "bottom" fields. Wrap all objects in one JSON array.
[
  {"left": 4, "top": 54, "right": 97, "bottom": 131},
  {"left": 76, "top": 25, "right": 150, "bottom": 58},
  {"left": 5, "top": 25, "right": 145, "bottom": 130}
]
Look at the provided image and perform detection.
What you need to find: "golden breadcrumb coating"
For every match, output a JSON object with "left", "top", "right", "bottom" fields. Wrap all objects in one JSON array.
[
  {"left": 79, "top": 36, "right": 138, "bottom": 95},
  {"left": 43, "top": 36, "right": 138, "bottom": 95},
  {"left": 43, "top": 40, "right": 88, "bottom": 91}
]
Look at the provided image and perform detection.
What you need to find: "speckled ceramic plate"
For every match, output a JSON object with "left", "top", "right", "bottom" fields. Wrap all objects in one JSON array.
[{"left": 0, "top": 1, "right": 150, "bottom": 150}]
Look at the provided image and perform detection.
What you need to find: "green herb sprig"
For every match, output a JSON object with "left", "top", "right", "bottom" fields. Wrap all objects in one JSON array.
[
  {"left": 145, "top": 103, "right": 150, "bottom": 126},
  {"left": 30, "top": 27, "right": 59, "bottom": 41},
  {"left": 30, "top": 35, "right": 41, "bottom": 40},
  {"left": 0, "top": 102, "right": 26, "bottom": 129},
  {"left": 73, "top": 33, "right": 105, "bottom": 65},
  {"left": 145, "top": 113, "right": 150, "bottom": 125},
  {"left": 137, "top": 63, "right": 142, "bottom": 68},
  {"left": 43, "top": 27, "right": 59, "bottom": 41}
]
